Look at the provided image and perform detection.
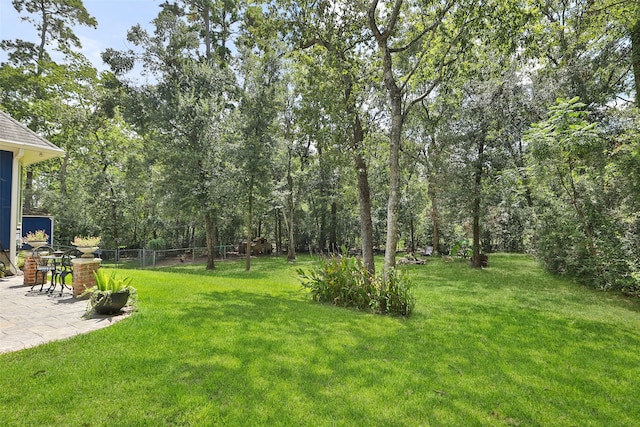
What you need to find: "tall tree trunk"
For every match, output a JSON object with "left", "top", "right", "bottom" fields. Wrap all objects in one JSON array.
[
  {"left": 355, "top": 152, "right": 375, "bottom": 273},
  {"left": 21, "top": 3, "right": 48, "bottom": 211},
  {"left": 472, "top": 196, "right": 481, "bottom": 267},
  {"left": 287, "top": 206, "right": 295, "bottom": 261},
  {"left": 109, "top": 185, "right": 119, "bottom": 247},
  {"left": 303, "top": 27, "right": 376, "bottom": 270},
  {"left": 286, "top": 149, "right": 296, "bottom": 261},
  {"left": 274, "top": 208, "right": 282, "bottom": 255},
  {"left": 353, "top": 112, "right": 375, "bottom": 274},
  {"left": 174, "top": 215, "right": 180, "bottom": 248},
  {"left": 369, "top": 4, "right": 404, "bottom": 270},
  {"left": 631, "top": 20, "right": 640, "bottom": 106},
  {"left": 384, "top": 93, "right": 403, "bottom": 270},
  {"left": 341, "top": 65, "right": 375, "bottom": 272},
  {"left": 329, "top": 201, "right": 338, "bottom": 253},
  {"left": 409, "top": 212, "right": 416, "bottom": 254},
  {"left": 471, "top": 140, "right": 485, "bottom": 268},
  {"left": 37, "top": 2, "right": 48, "bottom": 71},
  {"left": 427, "top": 173, "right": 440, "bottom": 254},
  {"left": 368, "top": 0, "right": 453, "bottom": 269},
  {"left": 60, "top": 152, "right": 69, "bottom": 198},
  {"left": 246, "top": 182, "right": 253, "bottom": 271},
  {"left": 23, "top": 170, "right": 33, "bottom": 213},
  {"left": 202, "top": 4, "right": 212, "bottom": 61},
  {"left": 318, "top": 206, "right": 326, "bottom": 255},
  {"left": 205, "top": 209, "right": 216, "bottom": 270}
]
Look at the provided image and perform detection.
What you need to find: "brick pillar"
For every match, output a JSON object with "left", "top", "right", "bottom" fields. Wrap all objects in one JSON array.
[
  {"left": 72, "top": 258, "right": 102, "bottom": 297},
  {"left": 23, "top": 252, "right": 38, "bottom": 286}
]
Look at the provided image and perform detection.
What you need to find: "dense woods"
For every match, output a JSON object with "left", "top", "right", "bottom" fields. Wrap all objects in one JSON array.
[{"left": 1, "top": 0, "right": 639, "bottom": 290}]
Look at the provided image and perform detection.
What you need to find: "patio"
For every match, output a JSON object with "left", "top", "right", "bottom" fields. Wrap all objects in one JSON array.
[{"left": 0, "top": 274, "right": 130, "bottom": 354}]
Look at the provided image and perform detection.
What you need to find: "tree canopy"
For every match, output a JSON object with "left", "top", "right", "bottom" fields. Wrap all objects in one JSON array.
[{"left": 1, "top": 0, "right": 639, "bottom": 287}]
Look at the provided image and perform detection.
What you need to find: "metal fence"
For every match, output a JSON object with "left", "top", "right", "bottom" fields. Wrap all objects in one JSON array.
[{"left": 99, "top": 245, "right": 238, "bottom": 268}]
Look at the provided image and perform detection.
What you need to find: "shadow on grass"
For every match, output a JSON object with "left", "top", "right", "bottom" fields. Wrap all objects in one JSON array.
[
  {"left": 117, "top": 285, "right": 640, "bottom": 425},
  {"left": 5, "top": 254, "right": 640, "bottom": 425},
  {"left": 147, "top": 290, "right": 452, "bottom": 424},
  {"left": 151, "top": 256, "right": 303, "bottom": 281}
]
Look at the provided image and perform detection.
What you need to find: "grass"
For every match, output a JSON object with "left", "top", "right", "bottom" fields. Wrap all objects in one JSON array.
[{"left": 1, "top": 254, "right": 640, "bottom": 426}]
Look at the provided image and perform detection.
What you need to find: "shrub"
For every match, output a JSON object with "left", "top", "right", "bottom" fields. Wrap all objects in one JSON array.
[{"left": 298, "top": 255, "right": 415, "bottom": 316}]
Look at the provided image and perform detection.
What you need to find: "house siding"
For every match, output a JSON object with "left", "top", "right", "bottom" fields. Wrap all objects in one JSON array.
[{"left": 0, "top": 150, "right": 12, "bottom": 250}]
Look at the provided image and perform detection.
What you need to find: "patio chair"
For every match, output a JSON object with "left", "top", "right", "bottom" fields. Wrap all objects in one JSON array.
[
  {"left": 52, "top": 249, "right": 77, "bottom": 296},
  {"left": 31, "top": 246, "right": 55, "bottom": 292}
]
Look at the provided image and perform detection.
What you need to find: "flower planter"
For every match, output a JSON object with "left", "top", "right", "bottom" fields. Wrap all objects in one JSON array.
[
  {"left": 93, "top": 290, "right": 130, "bottom": 315},
  {"left": 27, "top": 241, "right": 48, "bottom": 249},
  {"left": 75, "top": 246, "right": 99, "bottom": 258}
]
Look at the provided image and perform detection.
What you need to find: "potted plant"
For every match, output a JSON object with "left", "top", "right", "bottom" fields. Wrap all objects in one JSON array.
[
  {"left": 72, "top": 235, "right": 101, "bottom": 258},
  {"left": 81, "top": 269, "right": 136, "bottom": 315},
  {"left": 23, "top": 230, "right": 49, "bottom": 249}
]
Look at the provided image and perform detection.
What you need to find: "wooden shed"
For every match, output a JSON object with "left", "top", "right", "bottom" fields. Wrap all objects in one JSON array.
[{"left": 238, "top": 237, "right": 273, "bottom": 255}]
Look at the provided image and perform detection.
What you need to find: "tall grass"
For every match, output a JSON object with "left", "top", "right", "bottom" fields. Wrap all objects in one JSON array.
[
  {"left": 1, "top": 254, "right": 640, "bottom": 426},
  {"left": 298, "top": 254, "right": 415, "bottom": 315}
]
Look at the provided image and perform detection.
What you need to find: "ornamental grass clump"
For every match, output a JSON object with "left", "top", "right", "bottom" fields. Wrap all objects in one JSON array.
[
  {"left": 81, "top": 269, "right": 137, "bottom": 316},
  {"left": 298, "top": 255, "right": 415, "bottom": 316},
  {"left": 372, "top": 267, "right": 415, "bottom": 316}
]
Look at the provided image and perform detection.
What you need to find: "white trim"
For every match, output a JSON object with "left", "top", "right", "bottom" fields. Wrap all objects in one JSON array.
[
  {"left": 0, "top": 140, "right": 63, "bottom": 166},
  {"left": 9, "top": 149, "right": 23, "bottom": 274}
]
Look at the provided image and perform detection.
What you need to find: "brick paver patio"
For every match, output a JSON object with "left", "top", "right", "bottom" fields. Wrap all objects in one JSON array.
[{"left": 0, "top": 275, "right": 131, "bottom": 354}]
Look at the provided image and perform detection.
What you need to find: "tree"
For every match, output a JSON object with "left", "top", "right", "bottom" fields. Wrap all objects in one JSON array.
[
  {"left": 592, "top": 0, "right": 640, "bottom": 105},
  {"left": 528, "top": 0, "right": 632, "bottom": 107},
  {"left": 367, "top": 0, "right": 476, "bottom": 269},
  {"left": 274, "top": 0, "right": 379, "bottom": 272},
  {"left": 1, "top": 0, "right": 96, "bottom": 213},
  {"left": 236, "top": 28, "right": 282, "bottom": 270},
  {"left": 527, "top": 97, "right": 600, "bottom": 256},
  {"left": 407, "top": 90, "right": 458, "bottom": 255},
  {"left": 105, "top": 3, "right": 238, "bottom": 268},
  {"left": 0, "top": 0, "right": 153, "bottom": 249},
  {"left": 9, "top": 0, "right": 96, "bottom": 58}
]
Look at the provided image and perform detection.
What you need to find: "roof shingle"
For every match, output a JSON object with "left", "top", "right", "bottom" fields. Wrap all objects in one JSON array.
[
  {"left": 0, "top": 110, "right": 62, "bottom": 151},
  {"left": 0, "top": 109, "right": 64, "bottom": 165}
]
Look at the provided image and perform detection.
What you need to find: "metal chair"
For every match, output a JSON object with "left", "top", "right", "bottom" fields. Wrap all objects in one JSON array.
[
  {"left": 30, "top": 246, "right": 55, "bottom": 292},
  {"left": 52, "top": 249, "right": 77, "bottom": 296}
]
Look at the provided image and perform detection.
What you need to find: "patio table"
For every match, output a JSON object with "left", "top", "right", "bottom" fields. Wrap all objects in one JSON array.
[{"left": 40, "top": 255, "right": 62, "bottom": 292}]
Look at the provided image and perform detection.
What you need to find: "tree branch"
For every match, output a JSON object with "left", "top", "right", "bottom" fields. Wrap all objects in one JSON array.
[
  {"left": 385, "top": 0, "right": 404, "bottom": 41},
  {"left": 389, "top": 0, "right": 456, "bottom": 54},
  {"left": 368, "top": 0, "right": 383, "bottom": 41}
]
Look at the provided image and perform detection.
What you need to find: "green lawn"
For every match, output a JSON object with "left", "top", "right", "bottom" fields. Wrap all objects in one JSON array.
[{"left": 2, "top": 254, "right": 640, "bottom": 426}]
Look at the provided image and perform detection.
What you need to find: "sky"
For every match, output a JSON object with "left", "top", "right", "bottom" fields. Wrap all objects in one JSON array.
[{"left": 0, "top": 0, "right": 161, "bottom": 72}]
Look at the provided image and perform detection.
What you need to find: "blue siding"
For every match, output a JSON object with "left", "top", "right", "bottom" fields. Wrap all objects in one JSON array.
[
  {"left": 0, "top": 150, "right": 12, "bottom": 251},
  {"left": 22, "top": 216, "right": 53, "bottom": 246}
]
